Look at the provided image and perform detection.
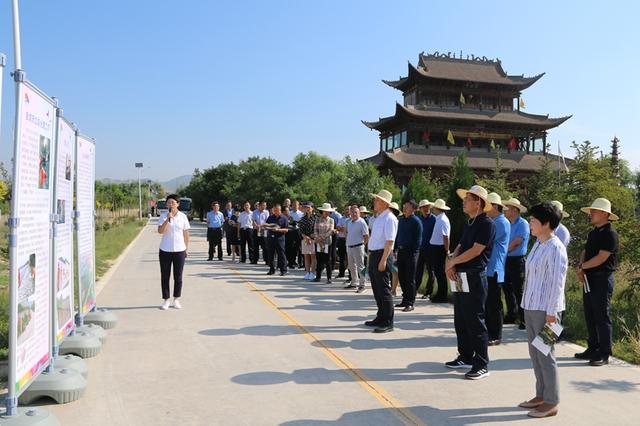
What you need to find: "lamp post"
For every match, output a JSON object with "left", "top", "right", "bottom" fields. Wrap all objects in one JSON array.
[{"left": 135, "top": 162, "right": 143, "bottom": 219}]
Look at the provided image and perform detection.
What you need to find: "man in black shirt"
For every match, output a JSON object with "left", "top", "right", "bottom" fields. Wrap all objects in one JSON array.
[
  {"left": 575, "top": 198, "right": 619, "bottom": 366},
  {"left": 266, "top": 204, "right": 289, "bottom": 276},
  {"left": 445, "top": 185, "right": 495, "bottom": 380}
]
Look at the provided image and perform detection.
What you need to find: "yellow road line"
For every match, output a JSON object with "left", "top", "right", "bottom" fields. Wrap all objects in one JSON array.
[{"left": 230, "top": 267, "right": 427, "bottom": 426}]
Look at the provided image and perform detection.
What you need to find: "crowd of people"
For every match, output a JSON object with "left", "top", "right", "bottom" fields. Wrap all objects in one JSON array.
[{"left": 156, "top": 186, "right": 620, "bottom": 419}]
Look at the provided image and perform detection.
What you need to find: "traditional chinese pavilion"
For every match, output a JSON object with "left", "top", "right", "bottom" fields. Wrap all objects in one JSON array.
[{"left": 362, "top": 51, "right": 571, "bottom": 185}]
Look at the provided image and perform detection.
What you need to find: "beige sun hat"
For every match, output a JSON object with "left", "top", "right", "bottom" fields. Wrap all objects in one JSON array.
[
  {"left": 388, "top": 202, "right": 401, "bottom": 215},
  {"left": 486, "top": 192, "right": 504, "bottom": 207},
  {"left": 369, "top": 189, "right": 393, "bottom": 205},
  {"left": 317, "top": 203, "right": 335, "bottom": 212},
  {"left": 431, "top": 198, "right": 451, "bottom": 211},
  {"left": 504, "top": 197, "right": 528, "bottom": 213},
  {"left": 550, "top": 200, "right": 569, "bottom": 218},
  {"left": 358, "top": 205, "right": 370, "bottom": 215},
  {"left": 456, "top": 185, "right": 492, "bottom": 212},
  {"left": 580, "top": 198, "right": 619, "bottom": 221},
  {"left": 418, "top": 199, "right": 432, "bottom": 208}
]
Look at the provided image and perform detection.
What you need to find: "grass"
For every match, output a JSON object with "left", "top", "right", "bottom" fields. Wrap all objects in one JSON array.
[{"left": 0, "top": 217, "right": 145, "bottom": 362}]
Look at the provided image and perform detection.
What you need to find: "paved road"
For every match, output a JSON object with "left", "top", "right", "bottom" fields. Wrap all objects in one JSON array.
[{"left": 47, "top": 220, "right": 640, "bottom": 425}]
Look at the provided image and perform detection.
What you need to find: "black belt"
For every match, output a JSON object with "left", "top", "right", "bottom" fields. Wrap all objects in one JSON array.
[
  {"left": 348, "top": 242, "right": 364, "bottom": 248},
  {"left": 369, "top": 249, "right": 384, "bottom": 253}
]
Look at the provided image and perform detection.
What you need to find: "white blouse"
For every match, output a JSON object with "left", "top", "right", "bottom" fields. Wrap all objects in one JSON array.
[
  {"left": 521, "top": 235, "right": 568, "bottom": 315},
  {"left": 158, "top": 211, "right": 190, "bottom": 252}
]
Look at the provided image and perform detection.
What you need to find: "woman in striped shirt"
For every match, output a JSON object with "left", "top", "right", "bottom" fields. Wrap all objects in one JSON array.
[{"left": 519, "top": 202, "right": 568, "bottom": 419}]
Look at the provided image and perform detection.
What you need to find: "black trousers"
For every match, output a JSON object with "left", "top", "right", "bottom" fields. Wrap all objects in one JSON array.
[
  {"left": 207, "top": 228, "right": 223, "bottom": 260},
  {"left": 397, "top": 249, "right": 419, "bottom": 306},
  {"left": 159, "top": 249, "right": 186, "bottom": 299},
  {"left": 251, "top": 230, "right": 266, "bottom": 263},
  {"left": 453, "top": 271, "right": 489, "bottom": 369},
  {"left": 504, "top": 256, "right": 525, "bottom": 323},
  {"left": 431, "top": 245, "right": 448, "bottom": 300},
  {"left": 267, "top": 235, "right": 287, "bottom": 273},
  {"left": 316, "top": 251, "right": 332, "bottom": 280},
  {"left": 369, "top": 250, "right": 394, "bottom": 326},
  {"left": 336, "top": 237, "right": 347, "bottom": 276},
  {"left": 583, "top": 271, "right": 615, "bottom": 357},
  {"left": 415, "top": 247, "right": 435, "bottom": 295},
  {"left": 239, "top": 228, "right": 254, "bottom": 262},
  {"left": 285, "top": 228, "right": 299, "bottom": 268},
  {"left": 485, "top": 273, "right": 504, "bottom": 341},
  {"left": 329, "top": 237, "right": 338, "bottom": 272}
]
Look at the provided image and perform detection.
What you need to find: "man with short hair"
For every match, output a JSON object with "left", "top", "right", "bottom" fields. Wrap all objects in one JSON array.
[
  {"left": 329, "top": 205, "right": 342, "bottom": 276},
  {"left": 395, "top": 199, "right": 423, "bottom": 312},
  {"left": 364, "top": 190, "right": 398, "bottom": 333},
  {"left": 206, "top": 201, "right": 224, "bottom": 261},
  {"left": 335, "top": 207, "right": 350, "bottom": 279},
  {"left": 415, "top": 200, "right": 436, "bottom": 300},
  {"left": 445, "top": 185, "right": 495, "bottom": 380},
  {"left": 345, "top": 205, "right": 369, "bottom": 292},
  {"left": 503, "top": 198, "right": 530, "bottom": 329},
  {"left": 224, "top": 201, "right": 235, "bottom": 256},
  {"left": 290, "top": 200, "right": 305, "bottom": 267},
  {"left": 238, "top": 201, "right": 254, "bottom": 263},
  {"left": 265, "top": 204, "right": 289, "bottom": 276},
  {"left": 252, "top": 201, "right": 270, "bottom": 264},
  {"left": 429, "top": 199, "right": 452, "bottom": 303},
  {"left": 575, "top": 198, "right": 619, "bottom": 366},
  {"left": 485, "top": 193, "right": 510, "bottom": 345}
]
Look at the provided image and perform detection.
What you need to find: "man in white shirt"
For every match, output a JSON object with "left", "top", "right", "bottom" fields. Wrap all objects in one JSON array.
[
  {"left": 238, "top": 201, "right": 254, "bottom": 263},
  {"left": 345, "top": 206, "right": 369, "bottom": 292},
  {"left": 365, "top": 190, "right": 398, "bottom": 333},
  {"left": 429, "top": 199, "right": 452, "bottom": 303}
]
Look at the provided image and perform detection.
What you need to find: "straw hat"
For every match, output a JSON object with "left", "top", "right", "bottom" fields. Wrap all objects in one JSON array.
[
  {"left": 389, "top": 202, "right": 401, "bottom": 215},
  {"left": 317, "top": 203, "right": 335, "bottom": 212},
  {"left": 358, "top": 206, "right": 370, "bottom": 215},
  {"left": 418, "top": 199, "right": 432, "bottom": 208},
  {"left": 369, "top": 189, "right": 393, "bottom": 205},
  {"left": 504, "top": 197, "right": 528, "bottom": 213},
  {"left": 581, "top": 198, "right": 619, "bottom": 221},
  {"left": 456, "top": 185, "right": 492, "bottom": 212},
  {"left": 486, "top": 192, "right": 504, "bottom": 207},
  {"left": 431, "top": 199, "right": 450, "bottom": 211},
  {"left": 550, "top": 200, "right": 569, "bottom": 218}
]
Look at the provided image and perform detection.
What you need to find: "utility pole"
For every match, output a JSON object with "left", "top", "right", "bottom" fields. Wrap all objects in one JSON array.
[{"left": 135, "top": 163, "right": 143, "bottom": 219}]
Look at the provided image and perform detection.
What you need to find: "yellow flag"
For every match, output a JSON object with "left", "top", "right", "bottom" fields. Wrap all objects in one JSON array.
[
  {"left": 459, "top": 92, "right": 466, "bottom": 105},
  {"left": 490, "top": 139, "right": 496, "bottom": 150},
  {"left": 519, "top": 98, "right": 525, "bottom": 109},
  {"left": 447, "top": 130, "right": 455, "bottom": 145}
]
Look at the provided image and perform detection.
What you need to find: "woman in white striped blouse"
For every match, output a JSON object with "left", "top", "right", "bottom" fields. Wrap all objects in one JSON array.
[{"left": 519, "top": 202, "right": 568, "bottom": 419}]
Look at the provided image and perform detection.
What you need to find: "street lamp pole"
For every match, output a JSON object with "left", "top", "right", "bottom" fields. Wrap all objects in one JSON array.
[{"left": 135, "top": 163, "right": 143, "bottom": 219}]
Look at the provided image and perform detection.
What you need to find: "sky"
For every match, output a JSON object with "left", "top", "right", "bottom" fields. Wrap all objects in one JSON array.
[{"left": 1, "top": 1, "right": 638, "bottom": 182}]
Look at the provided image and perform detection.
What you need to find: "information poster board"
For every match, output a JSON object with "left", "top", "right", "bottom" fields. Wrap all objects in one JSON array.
[
  {"left": 76, "top": 134, "right": 96, "bottom": 316},
  {"left": 53, "top": 116, "right": 75, "bottom": 343},
  {"left": 11, "top": 81, "right": 55, "bottom": 395}
]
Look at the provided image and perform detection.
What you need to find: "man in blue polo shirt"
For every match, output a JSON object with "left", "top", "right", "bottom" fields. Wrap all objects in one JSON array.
[
  {"left": 503, "top": 198, "right": 530, "bottom": 329},
  {"left": 485, "top": 193, "right": 510, "bottom": 346},
  {"left": 445, "top": 185, "right": 495, "bottom": 380},
  {"left": 206, "top": 201, "right": 225, "bottom": 260},
  {"left": 415, "top": 199, "right": 436, "bottom": 300},
  {"left": 395, "top": 200, "right": 423, "bottom": 312}
]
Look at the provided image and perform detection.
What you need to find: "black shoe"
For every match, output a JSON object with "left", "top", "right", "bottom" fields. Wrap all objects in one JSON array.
[
  {"left": 503, "top": 316, "right": 516, "bottom": 325},
  {"left": 250, "top": 261, "right": 258, "bottom": 265},
  {"left": 465, "top": 367, "right": 490, "bottom": 380},
  {"left": 421, "top": 294, "right": 430, "bottom": 300},
  {"left": 218, "top": 258, "right": 223, "bottom": 261},
  {"left": 395, "top": 302, "right": 407, "bottom": 308},
  {"left": 326, "top": 279, "right": 332, "bottom": 284},
  {"left": 518, "top": 323, "right": 526, "bottom": 330},
  {"left": 574, "top": 349, "right": 597, "bottom": 360},
  {"left": 445, "top": 356, "right": 472, "bottom": 369},
  {"left": 356, "top": 287, "right": 365, "bottom": 293},
  {"left": 488, "top": 339, "right": 501, "bottom": 346},
  {"left": 431, "top": 297, "right": 447, "bottom": 304},
  {"left": 344, "top": 284, "right": 357, "bottom": 289},
  {"left": 373, "top": 324, "right": 394, "bottom": 333},
  {"left": 266, "top": 270, "right": 275, "bottom": 275},
  {"left": 364, "top": 319, "right": 382, "bottom": 327},
  {"left": 313, "top": 278, "right": 321, "bottom": 282},
  {"left": 589, "top": 357, "right": 609, "bottom": 366},
  {"left": 280, "top": 271, "right": 288, "bottom": 276},
  {"left": 336, "top": 274, "right": 345, "bottom": 278},
  {"left": 207, "top": 258, "right": 213, "bottom": 261},
  {"left": 402, "top": 305, "right": 415, "bottom": 312}
]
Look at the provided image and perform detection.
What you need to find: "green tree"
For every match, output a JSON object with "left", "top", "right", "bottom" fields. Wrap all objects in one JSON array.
[
  {"left": 520, "top": 155, "right": 563, "bottom": 208},
  {"left": 402, "top": 168, "right": 438, "bottom": 204},
  {"left": 477, "top": 149, "right": 513, "bottom": 198},
  {"left": 289, "top": 152, "right": 345, "bottom": 207},
  {"left": 341, "top": 157, "right": 400, "bottom": 208}
]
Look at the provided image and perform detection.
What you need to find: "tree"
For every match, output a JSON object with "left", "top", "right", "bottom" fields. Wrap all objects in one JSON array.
[
  {"left": 520, "top": 155, "right": 562, "bottom": 208},
  {"left": 477, "top": 149, "right": 512, "bottom": 198},
  {"left": 342, "top": 157, "right": 400, "bottom": 208},
  {"left": 402, "top": 168, "right": 439, "bottom": 204},
  {"left": 445, "top": 151, "right": 475, "bottom": 248},
  {"left": 289, "top": 152, "right": 345, "bottom": 207}
]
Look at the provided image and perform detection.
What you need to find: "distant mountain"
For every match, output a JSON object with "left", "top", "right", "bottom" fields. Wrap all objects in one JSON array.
[{"left": 161, "top": 175, "right": 192, "bottom": 193}]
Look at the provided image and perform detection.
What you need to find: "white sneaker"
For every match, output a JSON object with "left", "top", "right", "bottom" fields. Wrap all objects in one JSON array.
[
  {"left": 173, "top": 299, "right": 182, "bottom": 309},
  {"left": 305, "top": 272, "right": 312, "bottom": 280},
  {"left": 160, "top": 299, "right": 170, "bottom": 310}
]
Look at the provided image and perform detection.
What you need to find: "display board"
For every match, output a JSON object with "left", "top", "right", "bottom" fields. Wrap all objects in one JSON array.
[
  {"left": 53, "top": 115, "right": 75, "bottom": 343},
  {"left": 76, "top": 134, "right": 96, "bottom": 316},
  {"left": 11, "top": 80, "right": 55, "bottom": 395}
]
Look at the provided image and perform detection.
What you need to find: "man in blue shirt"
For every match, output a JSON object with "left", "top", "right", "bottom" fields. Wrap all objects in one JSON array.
[
  {"left": 265, "top": 204, "right": 289, "bottom": 276},
  {"left": 415, "top": 199, "right": 436, "bottom": 300},
  {"left": 206, "top": 201, "right": 225, "bottom": 260},
  {"left": 503, "top": 198, "right": 530, "bottom": 329},
  {"left": 224, "top": 201, "right": 235, "bottom": 256},
  {"left": 395, "top": 200, "right": 423, "bottom": 311},
  {"left": 485, "top": 193, "right": 511, "bottom": 345}
]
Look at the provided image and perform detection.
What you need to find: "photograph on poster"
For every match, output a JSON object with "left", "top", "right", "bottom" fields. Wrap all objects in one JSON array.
[
  {"left": 65, "top": 154, "right": 71, "bottom": 181},
  {"left": 56, "top": 256, "right": 71, "bottom": 292},
  {"left": 18, "top": 298, "right": 36, "bottom": 346},
  {"left": 38, "top": 135, "right": 50, "bottom": 189},
  {"left": 56, "top": 199, "right": 66, "bottom": 224},
  {"left": 18, "top": 253, "right": 36, "bottom": 301}
]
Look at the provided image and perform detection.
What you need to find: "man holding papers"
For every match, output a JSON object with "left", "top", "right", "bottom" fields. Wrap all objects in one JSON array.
[{"left": 444, "top": 185, "right": 495, "bottom": 380}]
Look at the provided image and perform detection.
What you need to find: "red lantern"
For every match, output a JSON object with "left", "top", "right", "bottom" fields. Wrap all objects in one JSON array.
[{"left": 422, "top": 130, "right": 430, "bottom": 143}]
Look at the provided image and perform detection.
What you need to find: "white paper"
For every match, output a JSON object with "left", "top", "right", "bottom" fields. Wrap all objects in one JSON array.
[
  {"left": 449, "top": 272, "right": 470, "bottom": 293},
  {"left": 532, "top": 322, "right": 564, "bottom": 356},
  {"left": 583, "top": 275, "right": 591, "bottom": 293}
]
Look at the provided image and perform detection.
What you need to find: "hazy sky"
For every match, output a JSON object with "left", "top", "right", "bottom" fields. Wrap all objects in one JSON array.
[{"left": 1, "top": 1, "right": 638, "bottom": 182}]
